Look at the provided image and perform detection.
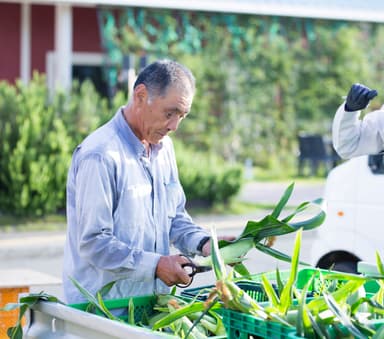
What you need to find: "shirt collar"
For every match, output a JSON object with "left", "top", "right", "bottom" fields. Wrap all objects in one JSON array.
[{"left": 114, "top": 107, "right": 163, "bottom": 157}]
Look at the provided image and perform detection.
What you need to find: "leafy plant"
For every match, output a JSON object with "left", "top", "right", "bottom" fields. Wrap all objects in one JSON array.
[
  {"left": 202, "top": 209, "right": 384, "bottom": 338},
  {"left": 258, "top": 235, "right": 384, "bottom": 338},
  {"left": 151, "top": 294, "right": 224, "bottom": 338},
  {"left": 69, "top": 277, "right": 121, "bottom": 321},
  {"left": 0, "top": 74, "right": 72, "bottom": 216},
  {"left": 65, "top": 239, "right": 384, "bottom": 339},
  {"left": 69, "top": 276, "right": 224, "bottom": 338},
  {"left": 195, "top": 182, "right": 326, "bottom": 271},
  {"left": 175, "top": 141, "right": 244, "bottom": 206}
]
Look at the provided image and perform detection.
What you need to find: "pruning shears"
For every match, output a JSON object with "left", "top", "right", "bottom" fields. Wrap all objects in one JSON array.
[{"left": 176, "top": 255, "right": 211, "bottom": 288}]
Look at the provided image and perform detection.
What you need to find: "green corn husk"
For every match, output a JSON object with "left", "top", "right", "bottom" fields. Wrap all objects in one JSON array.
[
  {"left": 220, "top": 279, "right": 268, "bottom": 319},
  {"left": 195, "top": 182, "right": 326, "bottom": 269},
  {"left": 166, "top": 298, "right": 209, "bottom": 339},
  {"left": 209, "top": 226, "right": 269, "bottom": 320},
  {"left": 152, "top": 295, "right": 223, "bottom": 336},
  {"left": 196, "top": 238, "right": 253, "bottom": 267}
]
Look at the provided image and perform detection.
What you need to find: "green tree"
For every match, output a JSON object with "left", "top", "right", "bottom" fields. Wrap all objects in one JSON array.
[{"left": 0, "top": 74, "right": 72, "bottom": 216}]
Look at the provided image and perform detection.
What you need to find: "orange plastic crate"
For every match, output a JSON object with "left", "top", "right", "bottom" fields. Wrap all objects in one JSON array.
[{"left": 0, "top": 287, "right": 29, "bottom": 339}]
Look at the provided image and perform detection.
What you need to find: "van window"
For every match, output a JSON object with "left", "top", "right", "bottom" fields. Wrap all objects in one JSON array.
[{"left": 368, "top": 154, "right": 384, "bottom": 174}]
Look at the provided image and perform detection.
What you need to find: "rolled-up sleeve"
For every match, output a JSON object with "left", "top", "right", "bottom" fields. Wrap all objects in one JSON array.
[
  {"left": 168, "top": 183, "right": 210, "bottom": 255},
  {"left": 162, "top": 140, "right": 210, "bottom": 255},
  {"left": 332, "top": 103, "right": 384, "bottom": 159}
]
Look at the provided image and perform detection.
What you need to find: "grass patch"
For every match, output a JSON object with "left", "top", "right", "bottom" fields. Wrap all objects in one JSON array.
[
  {"left": 187, "top": 200, "right": 277, "bottom": 217},
  {"left": 0, "top": 213, "right": 66, "bottom": 232}
]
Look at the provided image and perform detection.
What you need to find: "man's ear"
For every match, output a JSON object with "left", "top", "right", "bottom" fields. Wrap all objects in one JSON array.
[{"left": 133, "top": 84, "right": 148, "bottom": 104}]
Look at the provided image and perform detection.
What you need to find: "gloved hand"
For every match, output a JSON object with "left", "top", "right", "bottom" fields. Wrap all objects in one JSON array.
[{"left": 345, "top": 83, "right": 378, "bottom": 112}]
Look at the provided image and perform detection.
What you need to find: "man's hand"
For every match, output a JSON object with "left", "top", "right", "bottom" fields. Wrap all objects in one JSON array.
[
  {"left": 345, "top": 83, "right": 378, "bottom": 112},
  {"left": 155, "top": 255, "right": 191, "bottom": 287},
  {"left": 201, "top": 235, "right": 236, "bottom": 257}
]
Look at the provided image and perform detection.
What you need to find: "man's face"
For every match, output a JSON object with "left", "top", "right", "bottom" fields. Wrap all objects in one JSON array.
[{"left": 140, "top": 86, "right": 193, "bottom": 144}]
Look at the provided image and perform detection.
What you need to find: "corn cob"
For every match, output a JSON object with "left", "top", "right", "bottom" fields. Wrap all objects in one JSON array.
[{"left": 195, "top": 238, "right": 254, "bottom": 267}]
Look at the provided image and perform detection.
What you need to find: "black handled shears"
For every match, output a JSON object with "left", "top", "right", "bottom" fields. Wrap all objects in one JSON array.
[{"left": 176, "top": 255, "right": 212, "bottom": 288}]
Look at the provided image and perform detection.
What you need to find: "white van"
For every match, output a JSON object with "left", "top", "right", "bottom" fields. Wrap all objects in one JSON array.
[{"left": 310, "top": 154, "right": 384, "bottom": 273}]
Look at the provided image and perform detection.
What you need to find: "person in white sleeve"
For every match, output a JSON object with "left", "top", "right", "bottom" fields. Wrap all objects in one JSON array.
[{"left": 332, "top": 83, "right": 384, "bottom": 159}]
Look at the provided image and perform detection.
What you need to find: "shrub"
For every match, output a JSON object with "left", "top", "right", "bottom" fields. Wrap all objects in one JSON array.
[
  {"left": 175, "top": 141, "right": 243, "bottom": 206},
  {"left": 0, "top": 74, "right": 72, "bottom": 216},
  {"left": 0, "top": 73, "right": 241, "bottom": 216}
]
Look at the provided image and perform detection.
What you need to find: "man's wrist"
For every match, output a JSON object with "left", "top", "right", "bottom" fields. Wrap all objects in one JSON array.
[{"left": 197, "top": 236, "right": 210, "bottom": 252}]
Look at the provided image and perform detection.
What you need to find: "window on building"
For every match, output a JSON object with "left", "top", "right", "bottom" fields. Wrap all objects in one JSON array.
[{"left": 72, "top": 64, "right": 109, "bottom": 98}]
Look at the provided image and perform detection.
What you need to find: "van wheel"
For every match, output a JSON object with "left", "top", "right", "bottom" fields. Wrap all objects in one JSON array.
[{"left": 332, "top": 261, "right": 357, "bottom": 273}]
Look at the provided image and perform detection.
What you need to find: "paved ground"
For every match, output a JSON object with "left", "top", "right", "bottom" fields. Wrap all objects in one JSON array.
[{"left": 237, "top": 180, "right": 325, "bottom": 206}]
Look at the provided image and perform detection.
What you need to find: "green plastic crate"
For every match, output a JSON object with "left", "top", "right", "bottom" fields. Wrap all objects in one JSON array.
[
  {"left": 296, "top": 267, "right": 380, "bottom": 294},
  {"left": 296, "top": 268, "right": 344, "bottom": 294},
  {"left": 287, "top": 318, "right": 384, "bottom": 339},
  {"left": 219, "top": 268, "right": 382, "bottom": 339},
  {"left": 222, "top": 308, "right": 295, "bottom": 339},
  {"left": 223, "top": 305, "right": 358, "bottom": 339},
  {"left": 181, "top": 281, "right": 272, "bottom": 302},
  {"left": 286, "top": 325, "right": 358, "bottom": 339},
  {"left": 182, "top": 267, "right": 379, "bottom": 305},
  {"left": 250, "top": 267, "right": 379, "bottom": 295},
  {"left": 181, "top": 267, "right": 340, "bottom": 303},
  {"left": 247, "top": 269, "right": 292, "bottom": 285},
  {"left": 248, "top": 267, "right": 346, "bottom": 293},
  {"left": 70, "top": 295, "right": 226, "bottom": 338},
  {"left": 70, "top": 294, "right": 157, "bottom": 324},
  {"left": 180, "top": 285, "right": 214, "bottom": 301},
  {"left": 222, "top": 303, "right": 384, "bottom": 339}
]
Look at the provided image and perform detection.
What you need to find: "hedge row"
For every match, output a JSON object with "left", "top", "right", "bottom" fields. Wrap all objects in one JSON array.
[{"left": 0, "top": 74, "right": 243, "bottom": 217}]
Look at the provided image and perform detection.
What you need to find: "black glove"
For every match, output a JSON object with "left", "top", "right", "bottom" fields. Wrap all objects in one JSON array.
[{"left": 345, "top": 83, "right": 378, "bottom": 112}]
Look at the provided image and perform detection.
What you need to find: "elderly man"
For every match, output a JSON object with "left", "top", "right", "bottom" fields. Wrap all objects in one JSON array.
[{"left": 63, "top": 59, "right": 233, "bottom": 303}]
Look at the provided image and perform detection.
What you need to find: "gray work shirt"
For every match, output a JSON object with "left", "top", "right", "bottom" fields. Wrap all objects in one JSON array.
[{"left": 62, "top": 108, "right": 209, "bottom": 304}]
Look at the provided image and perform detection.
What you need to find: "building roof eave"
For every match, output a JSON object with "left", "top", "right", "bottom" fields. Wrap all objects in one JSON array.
[{"left": 3, "top": 0, "right": 384, "bottom": 23}]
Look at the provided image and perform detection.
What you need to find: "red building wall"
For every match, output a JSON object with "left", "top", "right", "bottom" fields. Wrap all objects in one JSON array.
[
  {"left": 0, "top": 3, "right": 102, "bottom": 83},
  {"left": 73, "top": 7, "right": 103, "bottom": 53},
  {"left": 0, "top": 3, "right": 20, "bottom": 83},
  {"left": 31, "top": 5, "right": 54, "bottom": 75}
]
